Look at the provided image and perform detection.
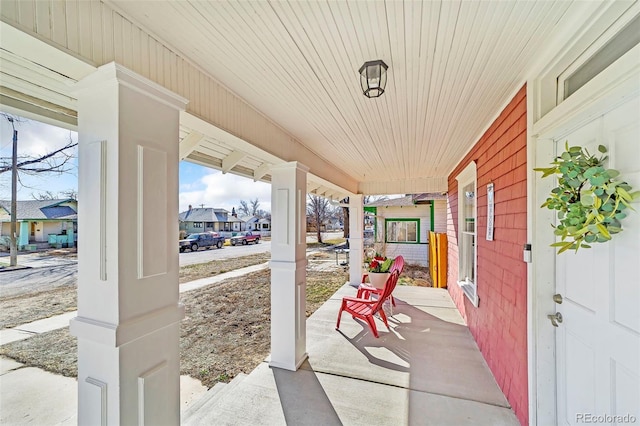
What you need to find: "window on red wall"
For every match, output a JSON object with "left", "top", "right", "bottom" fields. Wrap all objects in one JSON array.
[{"left": 456, "top": 161, "right": 478, "bottom": 306}]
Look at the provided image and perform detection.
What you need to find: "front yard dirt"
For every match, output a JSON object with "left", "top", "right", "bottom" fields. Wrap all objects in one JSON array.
[{"left": 0, "top": 253, "right": 272, "bottom": 329}]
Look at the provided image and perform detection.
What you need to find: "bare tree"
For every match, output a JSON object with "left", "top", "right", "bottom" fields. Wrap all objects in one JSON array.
[
  {"left": 0, "top": 133, "right": 77, "bottom": 175},
  {"left": 250, "top": 198, "right": 260, "bottom": 216},
  {"left": 341, "top": 194, "right": 390, "bottom": 239},
  {"left": 341, "top": 197, "right": 349, "bottom": 238},
  {"left": 60, "top": 188, "right": 78, "bottom": 200},
  {"left": 307, "top": 194, "right": 331, "bottom": 244},
  {"left": 256, "top": 209, "right": 270, "bottom": 220},
  {"left": 30, "top": 189, "right": 77, "bottom": 200},
  {"left": 238, "top": 200, "right": 250, "bottom": 216},
  {"left": 31, "top": 190, "right": 57, "bottom": 200}
]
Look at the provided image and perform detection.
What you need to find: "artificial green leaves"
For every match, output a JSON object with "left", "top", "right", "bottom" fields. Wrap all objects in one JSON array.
[{"left": 535, "top": 143, "right": 639, "bottom": 254}]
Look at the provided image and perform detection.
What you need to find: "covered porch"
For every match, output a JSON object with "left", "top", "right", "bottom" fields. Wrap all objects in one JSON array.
[{"left": 183, "top": 284, "right": 517, "bottom": 425}]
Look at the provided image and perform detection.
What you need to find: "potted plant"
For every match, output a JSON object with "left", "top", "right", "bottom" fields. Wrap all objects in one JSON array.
[{"left": 365, "top": 254, "right": 394, "bottom": 289}]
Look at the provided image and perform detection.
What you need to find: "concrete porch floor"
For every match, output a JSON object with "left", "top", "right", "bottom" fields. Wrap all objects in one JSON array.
[{"left": 185, "top": 285, "right": 519, "bottom": 425}]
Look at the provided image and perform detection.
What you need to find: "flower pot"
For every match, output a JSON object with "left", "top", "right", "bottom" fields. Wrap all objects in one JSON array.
[{"left": 368, "top": 272, "right": 390, "bottom": 289}]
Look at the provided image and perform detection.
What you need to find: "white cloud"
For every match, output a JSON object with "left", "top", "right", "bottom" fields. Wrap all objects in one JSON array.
[
  {"left": 179, "top": 171, "right": 272, "bottom": 213},
  {"left": 0, "top": 119, "right": 76, "bottom": 156}
]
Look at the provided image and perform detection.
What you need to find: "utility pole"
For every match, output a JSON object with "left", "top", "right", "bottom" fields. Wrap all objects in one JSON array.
[{"left": 8, "top": 117, "right": 18, "bottom": 267}]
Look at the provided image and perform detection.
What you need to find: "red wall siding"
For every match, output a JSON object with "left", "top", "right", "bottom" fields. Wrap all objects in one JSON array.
[{"left": 447, "top": 85, "right": 528, "bottom": 425}]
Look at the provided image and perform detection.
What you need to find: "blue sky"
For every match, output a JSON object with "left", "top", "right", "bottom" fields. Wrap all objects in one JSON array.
[{"left": 0, "top": 117, "right": 272, "bottom": 214}]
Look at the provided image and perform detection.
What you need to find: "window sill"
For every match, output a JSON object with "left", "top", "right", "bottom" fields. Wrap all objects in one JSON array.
[{"left": 458, "top": 280, "right": 479, "bottom": 307}]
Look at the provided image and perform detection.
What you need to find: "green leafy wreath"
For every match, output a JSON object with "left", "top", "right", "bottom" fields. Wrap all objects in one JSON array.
[{"left": 535, "top": 143, "right": 639, "bottom": 254}]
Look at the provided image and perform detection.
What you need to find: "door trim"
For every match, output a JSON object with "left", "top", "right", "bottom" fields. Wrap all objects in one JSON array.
[{"left": 527, "top": 40, "right": 640, "bottom": 426}]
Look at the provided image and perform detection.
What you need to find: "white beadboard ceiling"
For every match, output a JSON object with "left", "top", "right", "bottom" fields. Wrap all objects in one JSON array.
[
  {"left": 12, "top": 0, "right": 586, "bottom": 194},
  {"left": 108, "top": 0, "right": 578, "bottom": 188}
]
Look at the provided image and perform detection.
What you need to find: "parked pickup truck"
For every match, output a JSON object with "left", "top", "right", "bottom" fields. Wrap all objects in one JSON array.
[
  {"left": 179, "top": 232, "right": 225, "bottom": 252},
  {"left": 230, "top": 231, "right": 260, "bottom": 246}
]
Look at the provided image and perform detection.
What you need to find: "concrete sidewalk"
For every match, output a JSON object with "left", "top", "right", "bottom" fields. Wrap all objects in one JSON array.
[{"left": 0, "top": 356, "right": 207, "bottom": 425}]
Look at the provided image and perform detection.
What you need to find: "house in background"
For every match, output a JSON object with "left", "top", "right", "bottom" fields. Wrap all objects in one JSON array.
[
  {"left": 365, "top": 194, "right": 447, "bottom": 267},
  {"left": 178, "top": 205, "right": 244, "bottom": 236},
  {"left": 240, "top": 215, "right": 271, "bottom": 235},
  {"left": 257, "top": 218, "right": 271, "bottom": 234},
  {"left": 0, "top": 199, "right": 77, "bottom": 249}
]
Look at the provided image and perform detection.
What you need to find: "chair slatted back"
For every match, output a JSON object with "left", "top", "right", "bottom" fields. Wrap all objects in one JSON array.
[
  {"left": 390, "top": 255, "right": 405, "bottom": 275},
  {"left": 372, "top": 270, "right": 400, "bottom": 313}
]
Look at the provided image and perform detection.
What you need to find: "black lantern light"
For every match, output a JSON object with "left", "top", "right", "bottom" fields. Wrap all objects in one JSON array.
[{"left": 359, "top": 60, "right": 388, "bottom": 98}]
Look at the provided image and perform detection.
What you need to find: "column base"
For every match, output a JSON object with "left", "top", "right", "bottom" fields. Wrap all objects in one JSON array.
[{"left": 269, "top": 352, "right": 309, "bottom": 372}]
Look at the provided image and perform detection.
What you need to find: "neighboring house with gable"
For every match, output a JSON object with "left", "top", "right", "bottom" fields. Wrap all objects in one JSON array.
[
  {"left": 257, "top": 218, "right": 271, "bottom": 234},
  {"left": 0, "top": 199, "right": 77, "bottom": 249},
  {"left": 240, "top": 214, "right": 271, "bottom": 234},
  {"left": 179, "top": 205, "right": 244, "bottom": 236},
  {"left": 365, "top": 194, "right": 447, "bottom": 267}
]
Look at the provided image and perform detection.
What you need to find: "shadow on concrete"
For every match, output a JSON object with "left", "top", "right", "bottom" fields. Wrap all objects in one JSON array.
[{"left": 272, "top": 360, "right": 342, "bottom": 426}]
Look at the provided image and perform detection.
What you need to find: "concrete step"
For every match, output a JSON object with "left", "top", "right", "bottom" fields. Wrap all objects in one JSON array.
[{"left": 182, "top": 373, "right": 247, "bottom": 425}]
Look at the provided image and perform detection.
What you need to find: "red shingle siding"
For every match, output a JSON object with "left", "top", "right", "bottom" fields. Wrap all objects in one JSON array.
[{"left": 446, "top": 86, "right": 528, "bottom": 425}]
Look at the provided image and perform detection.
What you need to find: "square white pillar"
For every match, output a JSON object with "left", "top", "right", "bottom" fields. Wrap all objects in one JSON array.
[
  {"left": 269, "top": 162, "right": 309, "bottom": 371},
  {"left": 348, "top": 195, "right": 364, "bottom": 285},
  {"left": 69, "top": 62, "right": 187, "bottom": 425}
]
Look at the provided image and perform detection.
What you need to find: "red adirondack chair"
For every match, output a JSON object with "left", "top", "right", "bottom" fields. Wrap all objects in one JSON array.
[
  {"left": 336, "top": 270, "right": 400, "bottom": 338},
  {"left": 358, "top": 255, "right": 405, "bottom": 307}
]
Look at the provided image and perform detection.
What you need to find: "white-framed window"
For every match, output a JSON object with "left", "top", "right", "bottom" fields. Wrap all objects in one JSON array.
[
  {"left": 456, "top": 161, "right": 478, "bottom": 306},
  {"left": 385, "top": 219, "right": 419, "bottom": 243},
  {"left": 193, "top": 222, "right": 203, "bottom": 228}
]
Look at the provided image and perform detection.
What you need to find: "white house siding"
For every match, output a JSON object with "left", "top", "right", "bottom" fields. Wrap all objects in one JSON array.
[{"left": 433, "top": 200, "right": 447, "bottom": 233}]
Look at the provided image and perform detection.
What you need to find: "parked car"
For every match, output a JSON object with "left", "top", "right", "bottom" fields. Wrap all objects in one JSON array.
[
  {"left": 179, "top": 232, "right": 225, "bottom": 252},
  {"left": 230, "top": 231, "right": 260, "bottom": 246}
]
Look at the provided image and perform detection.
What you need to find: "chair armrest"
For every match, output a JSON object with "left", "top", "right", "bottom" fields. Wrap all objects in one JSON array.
[
  {"left": 342, "top": 296, "right": 376, "bottom": 304},
  {"left": 358, "top": 283, "right": 376, "bottom": 291}
]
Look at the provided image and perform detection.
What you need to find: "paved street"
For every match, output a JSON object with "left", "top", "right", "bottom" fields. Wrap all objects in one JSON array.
[
  {"left": 0, "top": 242, "right": 272, "bottom": 297},
  {"left": 0, "top": 264, "right": 77, "bottom": 298},
  {"left": 178, "top": 240, "right": 271, "bottom": 266},
  {"left": 1, "top": 232, "right": 345, "bottom": 297}
]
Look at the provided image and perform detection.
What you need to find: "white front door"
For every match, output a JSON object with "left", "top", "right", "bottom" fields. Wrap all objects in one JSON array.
[{"left": 554, "top": 95, "right": 640, "bottom": 425}]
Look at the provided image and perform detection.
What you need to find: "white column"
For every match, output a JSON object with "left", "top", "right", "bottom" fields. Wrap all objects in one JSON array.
[
  {"left": 69, "top": 63, "right": 187, "bottom": 425},
  {"left": 348, "top": 195, "right": 364, "bottom": 285},
  {"left": 269, "top": 162, "right": 309, "bottom": 371}
]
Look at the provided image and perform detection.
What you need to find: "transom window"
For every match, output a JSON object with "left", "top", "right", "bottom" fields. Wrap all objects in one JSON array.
[
  {"left": 385, "top": 219, "right": 419, "bottom": 243},
  {"left": 456, "top": 161, "right": 478, "bottom": 306}
]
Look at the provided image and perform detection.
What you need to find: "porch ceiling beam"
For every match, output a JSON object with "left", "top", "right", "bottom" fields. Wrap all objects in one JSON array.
[
  {"left": 179, "top": 131, "right": 204, "bottom": 160},
  {"left": 253, "top": 163, "right": 270, "bottom": 182},
  {"left": 359, "top": 176, "right": 448, "bottom": 195},
  {"left": 222, "top": 150, "right": 246, "bottom": 173},
  {"left": 307, "top": 183, "right": 322, "bottom": 193}
]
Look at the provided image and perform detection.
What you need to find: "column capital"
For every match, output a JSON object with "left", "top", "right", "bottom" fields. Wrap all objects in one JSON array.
[
  {"left": 270, "top": 161, "right": 310, "bottom": 174},
  {"left": 73, "top": 62, "right": 188, "bottom": 111}
]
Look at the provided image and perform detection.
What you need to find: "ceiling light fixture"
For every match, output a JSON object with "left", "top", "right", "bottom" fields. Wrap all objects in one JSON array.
[{"left": 358, "top": 60, "right": 388, "bottom": 98}]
